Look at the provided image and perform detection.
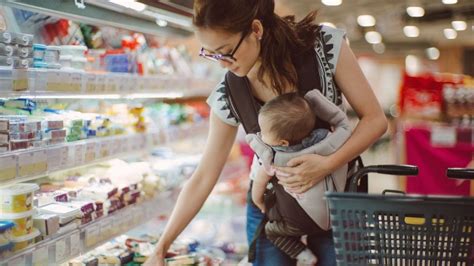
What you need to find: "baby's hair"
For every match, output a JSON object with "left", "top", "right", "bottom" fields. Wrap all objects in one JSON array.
[{"left": 259, "top": 93, "right": 316, "bottom": 145}]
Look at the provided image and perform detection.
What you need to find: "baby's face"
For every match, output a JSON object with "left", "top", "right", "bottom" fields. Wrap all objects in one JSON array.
[{"left": 258, "top": 115, "right": 284, "bottom": 146}]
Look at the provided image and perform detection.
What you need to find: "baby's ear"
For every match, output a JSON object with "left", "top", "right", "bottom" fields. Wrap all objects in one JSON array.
[{"left": 279, "top": 139, "right": 290, "bottom": 146}]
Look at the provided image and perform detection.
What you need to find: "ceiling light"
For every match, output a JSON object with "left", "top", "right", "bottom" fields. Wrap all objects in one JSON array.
[
  {"left": 156, "top": 19, "right": 168, "bottom": 27},
  {"left": 443, "top": 28, "right": 457, "bottom": 39},
  {"left": 442, "top": 0, "right": 457, "bottom": 4},
  {"left": 365, "top": 31, "right": 382, "bottom": 44},
  {"left": 357, "top": 15, "right": 376, "bottom": 27},
  {"left": 373, "top": 43, "right": 385, "bottom": 54},
  {"left": 109, "top": 0, "right": 146, "bottom": 12},
  {"left": 451, "top": 20, "right": 467, "bottom": 31},
  {"left": 320, "top": 22, "right": 336, "bottom": 28},
  {"left": 405, "top": 55, "right": 422, "bottom": 75},
  {"left": 406, "top": 6, "right": 425, "bottom": 17},
  {"left": 321, "top": 0, "right": 342, "bottom": 6},
  {"left": 403, "top": 25, "right": 420, "bottom": 37},
  {"left": 426, "top": 47, "right": 440, "bottom": 60}
]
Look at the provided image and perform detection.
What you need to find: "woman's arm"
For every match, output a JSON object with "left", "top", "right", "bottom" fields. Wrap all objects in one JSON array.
[
  {"left": 276, "top": 40, "right": 388, "bottom": 193},
  {"left": 146, "top": 112, "right": 238, "bottom": 265}
]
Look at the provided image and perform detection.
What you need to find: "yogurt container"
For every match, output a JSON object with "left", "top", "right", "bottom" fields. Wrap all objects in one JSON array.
[
  {"left": 0, "top": 221, "right": 14, "bottom": 245},
  {"left": 0, "top": 242, "right": 13, "bottom": 259},
  {"left": 60, "top": 45, "right": 87, "bottom": 57},
  {"left": 59, "top": 55, "right": 72, "bottom": 69},
  {"left": 12, "top": 33, "right": 33, "bottom": 47},
  {"left": 44, "top": 46, "right": 60, "bottom": 64},
  {"left": 0, "top": 183, "right": 39, "bottom": 214},
  {"left": 0, "top": 209, "right": 35, "bottom": 237},
  {"left": 10, "top": 227, "right": 39, "bottom": 252},
  {"left": 33, "top": 44, "right": 46, "bottom": 61},
  {"left": 71, "top": 57, "right": 87, "bottom": 70}
]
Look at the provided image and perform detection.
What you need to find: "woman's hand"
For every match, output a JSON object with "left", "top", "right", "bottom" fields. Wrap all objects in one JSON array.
[
  {"left": 275, "top": 154, "right": 334, "bottom": 194},
  {"left": 143, "top": 241, "right": 168, "bottom": 266}
]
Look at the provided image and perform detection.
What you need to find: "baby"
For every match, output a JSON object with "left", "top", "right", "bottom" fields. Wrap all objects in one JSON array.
[{"left": 251, "top": 92, "right": 331, "bottom": 265}]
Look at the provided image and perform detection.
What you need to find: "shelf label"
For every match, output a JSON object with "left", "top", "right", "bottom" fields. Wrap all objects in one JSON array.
[
  {"left": 70, "top": 232, "right": 80, "bottom": 257},
  {"left": 32, "top": 245, "right": 49, "bottom": 266},
  {"left": 8, "top": 255, "right": 26, "bottom": 266},
  {"left": 46, "top": 146, "right": 69, "bottom": 171},
  {"left": 0, "top": 154, "right": 17, "bottom": 181},
  {"left": 85, "top": 224, "right": 100, "bottom": 248},
  {"left": 18, "top": 152, "right": 35, "bottom": 177},
  {"left": 70, "top": 72, "right": 82, "bottom": 93},
  {"left": 84, "top": 142, "right": 97, "bottom": 163},
  {"left": 55, "top": 237, "right": 68, "bottom": 262},
  {"left": 73, "top": 144, "right": 85, "bottom": 165}
]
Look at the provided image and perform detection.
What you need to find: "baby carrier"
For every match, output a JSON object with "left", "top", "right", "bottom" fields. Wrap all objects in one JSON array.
[{"left": 224, "top": 46, "right": 368, "bottom": 262}]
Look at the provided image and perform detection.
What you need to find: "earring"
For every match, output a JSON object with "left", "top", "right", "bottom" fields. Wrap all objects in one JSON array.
[{"left": 258, "top": 36, "right": 262, "bottom": 40}]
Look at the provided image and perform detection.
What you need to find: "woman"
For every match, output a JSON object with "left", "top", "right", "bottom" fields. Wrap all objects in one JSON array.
[{"left": 147, "top": 0, "right": 387, "bottom": 265}]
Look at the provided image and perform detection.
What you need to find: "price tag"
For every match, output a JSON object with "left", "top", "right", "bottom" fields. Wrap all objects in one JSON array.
[
  {"left": 0, "top": 154, "right": 17, "bottom": 181},
  {"left": 12, "top": 69, "right": 28, "bottom": 91},
  {"left": 85, "top": 225, "right": 100, "bottom": 247},
  {"left": 85, "top": 73, "right": 97, "bottom": 93},
  {"left": 70, "top": 72, "right": 83, "bottom": 93},
  {"left": 8, "top": 255, "right": 25, "bottom": 266},
  {"left": 46, "top": 146, "right": 68, "bottom": 171},
  {"left": 17, "top": 151, "right": 35, "bottom": 177},
  {"left": 33, "top": 150, "right": 47, "bottom": 175},
  {"left": 46, "top": 70, "right": 62, "bottom": 92},
  {"left": 96, "top": 74, "right": 106, "bottom": 92},
  {"left": 431, "top": 126, "right": 456, "bottom": 147},
  {"left": 74, "top": 144, "right": 85, "bottom": 165},
  {"left": 55, "top": 237, "right": 68, "bottom": 262},
  {"left": 32, "top": 245, "right": 49, "bottom": 266},
  {"left": 70, "top": 232, "right": 81, "bottom": 257},
  {"left": 111, "top": 139, "right": 122, "bottom": 155},
  {"left": 84, "top": 142, "right": 97, "bottom": 163}
]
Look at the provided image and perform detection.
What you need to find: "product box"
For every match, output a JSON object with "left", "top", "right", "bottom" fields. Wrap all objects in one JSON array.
[{"left": 33, "top": 213, "right": 60, "bottom": 237}]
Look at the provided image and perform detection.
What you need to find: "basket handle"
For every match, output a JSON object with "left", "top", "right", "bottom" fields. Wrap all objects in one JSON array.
[
  {"left": 348, "top": 164, "right": 418, "bottom": 192},
  {"left": 446, "top": 168, "right": 474, "bottom": 180}
]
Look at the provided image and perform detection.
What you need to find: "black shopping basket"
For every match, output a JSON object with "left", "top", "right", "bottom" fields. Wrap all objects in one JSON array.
[{"left": 326, "top": 165, "right": 474, "bottom": 266}]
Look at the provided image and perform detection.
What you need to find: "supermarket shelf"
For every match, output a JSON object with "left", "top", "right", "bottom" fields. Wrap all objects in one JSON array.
[
  {"left": 0, "top": 121, "right": 209, "bottom": 188},
  {"left": 0, "top": 0, "right": 192, "bottom": 37},
  {"left": 0, "top": 69, "right": 215, "bottom": 99},
  {"left": 0, "top": 189, "right": 180, "bottom": 266}
]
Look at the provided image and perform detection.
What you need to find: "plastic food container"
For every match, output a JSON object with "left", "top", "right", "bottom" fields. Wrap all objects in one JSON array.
[
  {"left": 12, "top": 33, "right": 33, "bottom": 47},
  {"left": 0, "top": 55, "right": 13, "bottom": 67},
  {"left": 44, "top": 46, "right": 60, "bottom": 64},
  {"left": 33, "top": 44, "right": 46, "bottom": 61},
  {"left": 0, "top": 242, "right": 13, "bottom": 259},
  {"left": 71, "top": 57, "right": 87, "bottom": 70},
  {"left": 0, "top": 183, "right": 39, "bottom": 213},
  {"left": 11, "top": 227, "right": 39, "bottom": 252},
  {"left": 0, "top": 221, "right": 14, "bottom": 245},
  {"left": 60, "top": 45, "right": 87, "bottom": 57},
  {"left": 0, "top": 210, "right": 34, "bottom": 237},
  {"left": 0, "top": 43, "right": 13, "bottom": 57},
  {"left": 0, "top": 32, "right": 12, "bottom": 44},
  {"left": 59, "top": 55, "right": 72, "bottom": 69}
]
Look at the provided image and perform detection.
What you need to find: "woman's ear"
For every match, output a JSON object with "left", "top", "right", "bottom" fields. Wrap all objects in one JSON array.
[
  {"left": 279, "top": 139, "right": 290, "bottom": 147},
  {"left": 251, "top": 19, "right": 264, "bottom": 40}
]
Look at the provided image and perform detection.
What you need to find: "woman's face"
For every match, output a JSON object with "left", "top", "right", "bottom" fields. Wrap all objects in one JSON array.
[{"left": 195, "top": 22, "right": 261, "bottom": 77}]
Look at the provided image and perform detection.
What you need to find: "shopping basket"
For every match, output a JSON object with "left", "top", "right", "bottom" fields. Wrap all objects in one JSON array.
[{"left": 326, "top": 165, "right": 474, "bottom": 266}]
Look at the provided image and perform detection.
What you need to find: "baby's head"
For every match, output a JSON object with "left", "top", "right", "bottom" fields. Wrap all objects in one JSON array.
[{"left": 258, "top": 93, "right": 316, "bottom": 147}]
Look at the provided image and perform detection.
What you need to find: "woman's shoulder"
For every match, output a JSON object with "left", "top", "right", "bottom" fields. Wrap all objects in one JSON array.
[
  {"left": 315, "top": 24, "right": 347, "bottom": 76},
  {"left": 206, "top": 78, "right": 240, "bottom": 127}
]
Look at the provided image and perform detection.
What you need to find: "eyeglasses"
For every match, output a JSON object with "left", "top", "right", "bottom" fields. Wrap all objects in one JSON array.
[{"left": 199, "top": 30, "right": 248, "bottom": 63}]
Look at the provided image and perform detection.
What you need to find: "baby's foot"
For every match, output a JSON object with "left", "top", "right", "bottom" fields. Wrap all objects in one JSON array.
[{"left": 296, "top": 248, "right": 317, "bottom": 266}]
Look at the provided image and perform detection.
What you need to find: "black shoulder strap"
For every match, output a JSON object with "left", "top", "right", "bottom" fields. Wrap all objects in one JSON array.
[
  {"left": 294, "top": 48, "right": 322, "bottom": 95},
  {"left": 225, "top": 71, "right": 261, "bottom": 134}
]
